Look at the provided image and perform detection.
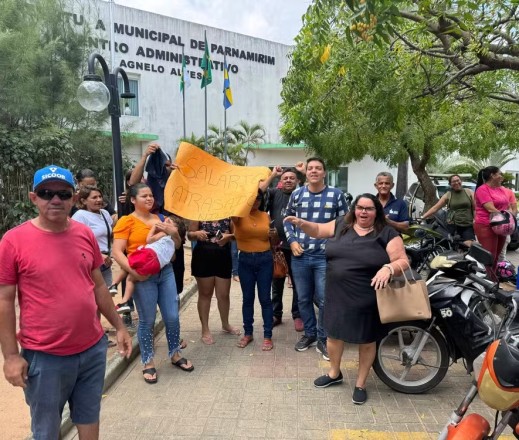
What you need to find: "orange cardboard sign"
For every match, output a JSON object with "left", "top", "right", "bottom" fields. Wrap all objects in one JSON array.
[{"left": 164, "top": 142, "right": 271, "bottom": 220}]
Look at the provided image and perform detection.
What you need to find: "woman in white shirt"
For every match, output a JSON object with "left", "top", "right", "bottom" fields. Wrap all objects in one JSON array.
[{"left": 72, "top": 185, "right": 114, "bottom": 287}]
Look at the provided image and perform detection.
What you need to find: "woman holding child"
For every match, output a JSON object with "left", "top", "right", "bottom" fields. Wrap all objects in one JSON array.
[{"left": 112, "top": 182, "right": 194, "bottom": 384}]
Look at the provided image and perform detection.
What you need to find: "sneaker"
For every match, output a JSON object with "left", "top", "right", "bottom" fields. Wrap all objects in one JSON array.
[
  {"left": 314, "top": 372, "right": 343, "bottom": 388},
  {"left": 352, "top": 387, "right": 367, "bottom": 405},
  {"left": 109, "top": 284, "right": 118, "bottom": 295},
  {"left": 293, "top": 318, "right": 304, "bottom": 332},
  {"left": 316, "top": 340, "right": 330, "bottom": 361},
  {"left": 273, "top": 316, "right": 282, "bottom": 327},
  {"left": 295, "top": 335, "right": 317, "bottom": 352},
  {"left": 116, "top": 303, "right": 131, "bottom": 314}
]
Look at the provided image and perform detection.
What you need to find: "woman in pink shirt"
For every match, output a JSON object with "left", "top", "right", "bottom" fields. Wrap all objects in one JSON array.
[{"left": 474, "top": 166, "right": 517, "bottom": 279}]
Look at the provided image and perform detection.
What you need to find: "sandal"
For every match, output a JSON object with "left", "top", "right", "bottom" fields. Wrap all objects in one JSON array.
[
  {"left": 180, "top": 338, "right": 187, "bottom": 349},
  {"left": 262, "top": 338, "right": 274, "bottom": 351},
  {"left": 237, "top": 335, "right": 254, "bottom": 348},
  {"left": 142, "top": 367, "right": 158, "bottom": 384},
  {"left": 171, "top": 357, "right": 194, "bottom": 372}
]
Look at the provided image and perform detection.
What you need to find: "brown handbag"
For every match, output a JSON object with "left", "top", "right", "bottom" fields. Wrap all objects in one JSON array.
[
  {"left": 272, "top": 249, "right": 288, "bottom": 279},
  {"left": 376, "top": 264, "right": 431, "bottom": 324}
]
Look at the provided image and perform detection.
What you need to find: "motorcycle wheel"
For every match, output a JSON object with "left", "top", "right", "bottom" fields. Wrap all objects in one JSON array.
[{"left": 373, "top": 324, "right": 449, "bottom": 394}]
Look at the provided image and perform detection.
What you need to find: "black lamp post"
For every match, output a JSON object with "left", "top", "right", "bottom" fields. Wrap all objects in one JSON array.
[{"left": 77, "top": 53, "right": 135, "bottom": 215}]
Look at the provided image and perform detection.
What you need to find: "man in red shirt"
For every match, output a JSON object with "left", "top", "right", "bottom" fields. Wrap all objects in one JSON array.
[{"left": 0, "top": 165, "right": 132, "bottom": 439}]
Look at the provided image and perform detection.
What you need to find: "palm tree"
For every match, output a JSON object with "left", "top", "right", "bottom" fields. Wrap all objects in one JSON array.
[
  {"left": 230, "top": 121, "right": 266, "bottom": 164},
  {"left": 460, "top": 147, "right": 518, "bottom": 174},
  {"left": 178, "top": 133, "right": 205, "bottom": 149}
]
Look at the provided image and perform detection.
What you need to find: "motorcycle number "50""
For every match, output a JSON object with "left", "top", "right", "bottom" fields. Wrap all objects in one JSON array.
[{"left": 440, "top": 308, "right": 453, "bottom": 318}]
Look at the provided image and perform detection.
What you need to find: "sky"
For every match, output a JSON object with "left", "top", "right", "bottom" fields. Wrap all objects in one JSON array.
[{"left": 115, "top": 0, "right": 311, "bottom": 45}]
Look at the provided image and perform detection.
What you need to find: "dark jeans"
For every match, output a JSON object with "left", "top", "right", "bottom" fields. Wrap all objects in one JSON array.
[
  {"left": 238, "top": 250, "right": 274, "bottom": 338},
  {"left": 231, "top": 240, "right": 239, "bottom": 276},
  {"left": 291, "top": 253, "right": 327, "bottom": 342},
  {"left": 271, "top": 248, "right": 300, "bottom": 319}
]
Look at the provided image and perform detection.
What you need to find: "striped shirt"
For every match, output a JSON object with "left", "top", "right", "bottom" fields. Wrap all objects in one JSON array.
[{"left": 284, "top": 185, "right": 347, "bottom": 255}]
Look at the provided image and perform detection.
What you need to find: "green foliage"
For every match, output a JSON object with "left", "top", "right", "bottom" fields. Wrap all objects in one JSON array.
[
  {"left": 179, "top": 122, "right": 267, "bottom": 166},
  {"left": 281, "top": 0, "right": 519, "bottom": 209},
  {"left": 0, "top": 124, "right": 74, "bottom": 232},
  {"left": 0, "top": 0, "right": 131, "bottom": 233}
]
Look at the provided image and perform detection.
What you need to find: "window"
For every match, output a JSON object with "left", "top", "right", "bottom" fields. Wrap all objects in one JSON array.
[
  {"left": 117, "top": 78, "right": 139, "bottom": 116},
  {"left": 326, "top": 167, "right": 348, "bottom": 193}
]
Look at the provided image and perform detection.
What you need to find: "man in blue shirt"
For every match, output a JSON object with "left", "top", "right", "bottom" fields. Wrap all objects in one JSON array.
[
  {"left": 284, "top": 158, "right": 348, "bottom": 360},
  {"left": 374, "top": 172, "right": 409, "bottom": 232}
]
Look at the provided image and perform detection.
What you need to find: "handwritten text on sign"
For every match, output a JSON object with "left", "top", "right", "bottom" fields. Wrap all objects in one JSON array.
[{"left": 164, "top": 143, "right": 270, "bottom": 220}]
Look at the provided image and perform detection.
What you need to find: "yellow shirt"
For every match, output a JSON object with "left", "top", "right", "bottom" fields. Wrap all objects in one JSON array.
[
  {"left": 113, "top": 214, "right": 161, "bottom": 255},
  {"left": 233, "top": 210, "right": 271, "bottom": 252}
]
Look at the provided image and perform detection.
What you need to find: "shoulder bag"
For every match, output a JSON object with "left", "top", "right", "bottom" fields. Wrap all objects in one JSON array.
[
  {"left": 376, "top": 264, "right": 431, "bottom": 324},
  {"left": 272, "top": 246, "right": 288, "bottom": 279}
]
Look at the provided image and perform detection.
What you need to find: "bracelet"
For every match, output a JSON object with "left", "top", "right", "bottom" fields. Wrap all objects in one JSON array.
[{"left": 382, "top": 264, "right": 394, "bottom": 275}]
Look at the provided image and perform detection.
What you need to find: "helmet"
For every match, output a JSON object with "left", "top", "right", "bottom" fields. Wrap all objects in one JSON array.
[
  {"left": 490, "top": 210, "right": 517, "bottom": 236},
  {"left": 496, "top": 260, "right": 517, "bottom": 282},
  {"left": 475, "top": 338, "right": 519, "bottom": 411}
]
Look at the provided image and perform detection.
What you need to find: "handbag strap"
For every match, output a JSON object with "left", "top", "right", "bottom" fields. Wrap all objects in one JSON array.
[
  {"left": 100, "top": 211, "right": 112, "bottom": 253},
  {"left": 393, "top": 262, "right": 414, "bottom": 283}
]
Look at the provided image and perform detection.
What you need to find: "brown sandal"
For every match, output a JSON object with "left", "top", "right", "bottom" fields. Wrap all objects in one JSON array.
[
  {"left": 237, "top": 335, "right": 254, "bottom": 348},
  {"left": 262, "top": 338, "right": 273, "bottom": 351}
]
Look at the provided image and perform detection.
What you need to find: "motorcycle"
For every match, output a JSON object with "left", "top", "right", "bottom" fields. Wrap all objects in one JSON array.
[
  {"left": 373, "top": 244, "right": 513, "bottom": 394},
  {"left": 438, "top": 278, "right": 519, "bottom": 439}
]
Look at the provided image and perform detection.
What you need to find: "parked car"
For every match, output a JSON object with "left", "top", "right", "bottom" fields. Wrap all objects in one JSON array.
[{"left": 404, "top": 174, "right": 519, "bottom": 250}]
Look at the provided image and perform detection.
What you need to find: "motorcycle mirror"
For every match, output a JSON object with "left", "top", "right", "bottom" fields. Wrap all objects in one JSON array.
[{"left": 468, "top": 243, "right": 493, "bottom": 266}]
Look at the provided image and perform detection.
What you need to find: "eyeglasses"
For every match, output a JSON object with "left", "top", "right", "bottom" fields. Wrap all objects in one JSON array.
[
  {"left": 355, "top": 205, "right": 376, "bottom": 212},
  {"left": 36, "top": 189, "right": 73, "bottom": 200}
]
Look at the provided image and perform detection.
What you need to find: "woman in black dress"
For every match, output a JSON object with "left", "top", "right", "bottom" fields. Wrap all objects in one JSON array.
[{"left": 285, "top": 193, "right": 408, "bottom": 405}]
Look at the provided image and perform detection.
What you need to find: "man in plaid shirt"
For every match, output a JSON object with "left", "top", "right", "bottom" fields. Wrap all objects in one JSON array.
[{"left": 284, "top": 158, "right": 348, "bottom": 360}]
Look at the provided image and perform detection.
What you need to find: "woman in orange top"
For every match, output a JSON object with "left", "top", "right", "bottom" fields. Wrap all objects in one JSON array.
[
  {"left": 112, "top": 183, "right": 194, "bottom": 384},
  {"left": 232, "top": 189, "right": 274, "bottom": 351}
]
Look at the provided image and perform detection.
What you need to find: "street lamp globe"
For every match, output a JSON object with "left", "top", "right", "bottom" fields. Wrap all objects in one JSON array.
[{"left": 77, "top": 75, "right": 110, "bottom": 112}]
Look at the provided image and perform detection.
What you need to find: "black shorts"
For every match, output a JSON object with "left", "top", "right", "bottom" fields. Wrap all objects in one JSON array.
[
  {"left": 449, "top": 224, "right": 475, "bottom": 241},
  {"left": 191, "top": 242, "right": 232, "bottom": 278}
]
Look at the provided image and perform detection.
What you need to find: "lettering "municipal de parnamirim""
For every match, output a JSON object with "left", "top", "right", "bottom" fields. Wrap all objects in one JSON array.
[{"left": 112, "top": 24, "right": 275, "bottom": 66}]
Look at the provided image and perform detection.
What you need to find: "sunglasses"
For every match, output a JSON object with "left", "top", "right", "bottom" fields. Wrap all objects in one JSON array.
[{"left": 36, "top": 189, "right": 73, "bottom": 200}]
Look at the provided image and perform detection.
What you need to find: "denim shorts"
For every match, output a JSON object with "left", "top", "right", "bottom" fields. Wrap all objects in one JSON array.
[{"left": 22, "top": 335, "right": 108, "bottom": 439}]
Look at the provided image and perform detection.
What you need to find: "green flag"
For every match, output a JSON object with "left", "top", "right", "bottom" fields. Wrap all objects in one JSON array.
[{"left": 201, "top": 35, "right": 212, "bottom": 88}]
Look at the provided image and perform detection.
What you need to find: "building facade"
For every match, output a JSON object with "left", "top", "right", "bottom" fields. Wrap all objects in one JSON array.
[{"left": 71, "top": 1, "right": 406, "bottom": 198}]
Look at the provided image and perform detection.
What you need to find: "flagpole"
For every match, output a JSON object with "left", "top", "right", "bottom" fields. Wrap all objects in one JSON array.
[
  {"left": 223, "top": 54, "right": 228, "bottom": 162},
  {"left": 182, "top": 46, "right": 186, "bottom": 139},
  {"left": 204, "top": 30, "right": 208, "bottom": 150}
]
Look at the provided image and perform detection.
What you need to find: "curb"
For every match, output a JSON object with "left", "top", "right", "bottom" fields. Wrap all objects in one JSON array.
[{"left": 56, "top": 281, "right": 198, "bottom": 439}]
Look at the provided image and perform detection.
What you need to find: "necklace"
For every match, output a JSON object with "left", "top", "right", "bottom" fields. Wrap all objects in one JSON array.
[
  {"left": 354, "top": 223, "right": 374, "bottom": 232},
  {"left": 249, "top": 215, "right": 257, "bottom": 227}
]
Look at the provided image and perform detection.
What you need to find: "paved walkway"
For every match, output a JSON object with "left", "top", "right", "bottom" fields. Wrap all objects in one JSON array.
[{"left": 64, "top": 273, "right": 518, "bottom": 440}]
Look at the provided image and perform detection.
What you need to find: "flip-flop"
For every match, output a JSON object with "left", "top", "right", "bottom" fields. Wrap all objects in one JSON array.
[
  {"left": 237, "top": 335, "right": 254, "bottom": 348},
  {"left": 222, "top": 327, "right": 241, "bottom": 336},
  {"left": 172, "top": 357, "right": 194, "bottom": 372},
  {"left": 180, "top": 338, "right": 187, "bottom": 349},
  {"left": 142, "top": 367, "right": 158, "bottom": 384}
]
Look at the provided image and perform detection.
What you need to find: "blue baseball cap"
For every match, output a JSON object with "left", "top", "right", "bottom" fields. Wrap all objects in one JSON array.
[{"left": 33, "top": 165, "right": 75, "bottom": 191}]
